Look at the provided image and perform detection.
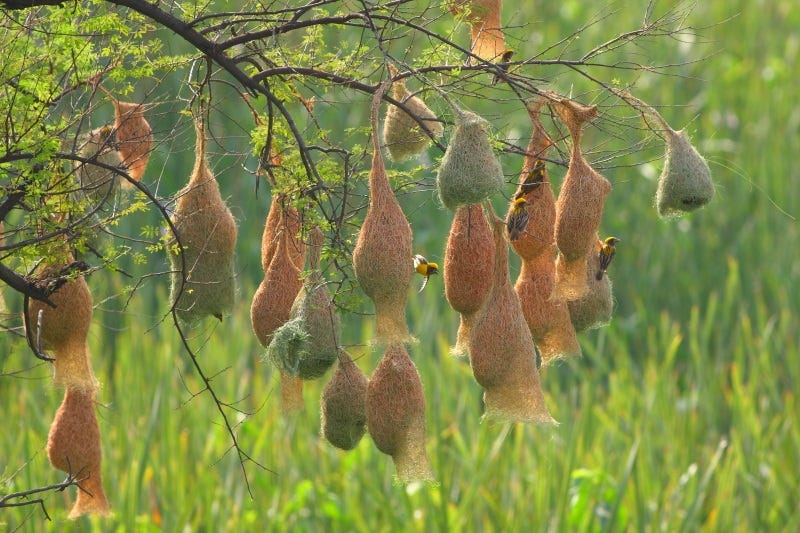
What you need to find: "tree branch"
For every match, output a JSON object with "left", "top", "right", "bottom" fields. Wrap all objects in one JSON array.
[
  {"left": 107, "top": 0, "right": 265, "bottom": 97},
  {"left": 0, "top": 467, "right": 88, "bottom": 522},
  {"left": 0, "top": 262, "right": 57, "bottom": 307},
  {"left": 0, "top": 0, "right": 65, "bottom": 8}
]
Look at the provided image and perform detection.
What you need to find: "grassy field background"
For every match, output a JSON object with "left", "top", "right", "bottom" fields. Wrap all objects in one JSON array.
[{"left": 2, "top": 0, "right": 799, "bottom": 531}]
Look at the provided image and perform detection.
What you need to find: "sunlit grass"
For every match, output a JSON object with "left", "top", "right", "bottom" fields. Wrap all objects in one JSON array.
[{"left": 2, "top": 252, "right": 798, "bottom": 531}]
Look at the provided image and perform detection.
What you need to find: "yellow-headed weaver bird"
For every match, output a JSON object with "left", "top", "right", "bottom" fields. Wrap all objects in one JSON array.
[
  {"left": 413, "top": 254, "right": 439, "bottom": 292},
  {"left": 596, "top": 237, "right": 620, "bottom": 280},
  {"left": 520, "top": 159, "right": 546, "bottom": 194},
  {"left": 506, "top": 197, "right": 530, "bottom": 241},
  {"left": 491, "top": 49, "right": 515, "bottom": 85}
]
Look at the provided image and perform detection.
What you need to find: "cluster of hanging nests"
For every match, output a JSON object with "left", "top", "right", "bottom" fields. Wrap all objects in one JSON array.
[
  {"left": 251, "top": 70, "right": 712, "bottom": 483},
  {"left": 20, "top": 1, "right": 715, "bottom": 515}
]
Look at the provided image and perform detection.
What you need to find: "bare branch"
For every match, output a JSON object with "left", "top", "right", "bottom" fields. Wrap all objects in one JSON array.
[
  {"left": 172, "top": 312, "right": 276, "bottom": 500},
  {"left": 0, "top": 0, "right": 65, "bottom": 8},
  {"left": 0, "top": 467, "right": 89, "bottom": 522},
  {"left": 0, "top": 261, "right": 59, "bottom": 307}
]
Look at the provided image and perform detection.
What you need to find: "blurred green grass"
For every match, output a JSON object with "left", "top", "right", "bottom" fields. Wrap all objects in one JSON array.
[{"left": 2, "top": 1, "right": 799, "bottom": 531}]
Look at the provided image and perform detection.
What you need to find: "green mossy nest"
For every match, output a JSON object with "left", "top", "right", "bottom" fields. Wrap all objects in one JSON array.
[
  {"left": 169, "top": 117, "right": 238, "bottom": 324},
  {"left": 266, "top": 316, "right": 309, "bottom": 375},
  {"left": 611, "top": 89, "right": 714, "bottom": 218},
  {"left": 321, "top": 351, "right": 369, "bottom": 450},
  {"left": 656, "top": 128, "right": 714, "bottom": 217},
  {"left": 267, "top": 231, "right": 340, "bottom": 381},
  {"left": 383, "top": 67, "right": 443, "bottom": 162},
  {"left": 436, "top": 107, "right": 504, "bottom": 210}
]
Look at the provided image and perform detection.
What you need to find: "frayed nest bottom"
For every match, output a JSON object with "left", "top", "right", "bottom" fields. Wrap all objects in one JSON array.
[
  {"left": 390, "top": 416, "right": 434, "bottom": 484},
  {"left": 449, "top": 315, "right": 472, "bottom": 362},
  {"left": 280, "top": 372, "right": 304, "bottom": 415},
  {"left": 69, "top": 474, "right": 111, "bottom": 519},
  {"left": 374, "top": 296, "right": 412, "bottom": 345},
  {"left": 568, "top": 276, "right": 614, "bottom": 332},
  {"left": 553, "top": 255, "right": 589, "bottom": 301},
  {"left": 536, "top": 328, "right": 582, "bottom": 366},
  {"left": 481, "top": 371, "right": 556, "bottom": 425}
]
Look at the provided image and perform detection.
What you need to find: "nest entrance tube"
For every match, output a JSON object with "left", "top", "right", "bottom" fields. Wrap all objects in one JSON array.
[
  {"left": 321, "top": 350, "right": 369, "bottom": 451},
  {"left": 168, "top": 115, "right": 238, "bottom": 324},
  {"left": 612, "top": 89, "right": 714, "bottom": 217},
  {"left": 516, "top": 252, "right": 581, "bottom": 364},
  {"left": 366, "top": 343, "right": 433, "bottom": 483},
  {"left": 47, "top": 388, "right": 110, "bottom": 519},
  {"left": 383, "top": 64, "right": 443, "bottom": 162},
  {"left": 552, "top": 97, "right": 612, "bottom": 301},
  {"left": 468, "top": 216, "right": 556, "bottom": 424},
  {"left": 352, "top": 81, "right": 414, "bottom": 343}
]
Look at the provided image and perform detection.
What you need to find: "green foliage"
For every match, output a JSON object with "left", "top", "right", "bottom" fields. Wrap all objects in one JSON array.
[
  {"left": 568, "top": 467, "right": 630, "bottom": 531},
  {"left": 0, "top": 1, "right": 165, "bottom": 272},
  {"left": 1, "top": 252, "right": 799, "bottom": 530}
]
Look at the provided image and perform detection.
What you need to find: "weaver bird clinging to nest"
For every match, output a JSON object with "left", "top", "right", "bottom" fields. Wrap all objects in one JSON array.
[
  {"left": 520, "top": 160, "right": 546, "bottom": 194},
  {"left": 506, "top": 197, "right": 530, "bottom": 241},
  {"left": 596, "top": 237, "right": 620, "bottom": 280},
  {"left": 413, "top": 254, "right": 439, "bottom": 292}
]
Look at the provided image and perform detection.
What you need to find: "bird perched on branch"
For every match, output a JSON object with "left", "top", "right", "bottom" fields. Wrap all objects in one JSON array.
[
  {"left": 413, "top": 254, "right": 439, "bottom": 292},
  {"left": 596, "top": 237, "right": 620, "bottom": 280},
  {"left": 491, "top": 49, "right": 515, "bottom": 85},
  {"left": 506, "top": 197, "right": 530, "bottom": 241}
]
